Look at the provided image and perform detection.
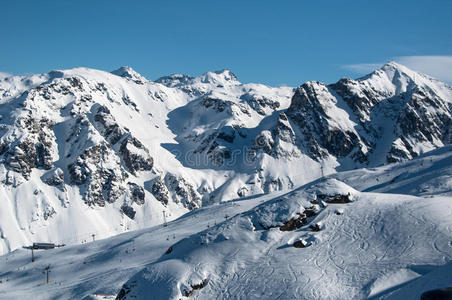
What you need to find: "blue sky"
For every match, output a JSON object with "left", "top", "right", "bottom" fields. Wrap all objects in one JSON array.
[{"left": 1, "top": 0, "right": 451, "bottom": 86}]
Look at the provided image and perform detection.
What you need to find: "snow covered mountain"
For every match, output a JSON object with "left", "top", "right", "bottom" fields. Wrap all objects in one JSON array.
[
  {"left": 0, "top": 146, "right": 451, "bottom": 299},
  {"left": 0, "top": 62, "right": 451, "bottom": 256},
  {"left": 255, "top": 62, "right": 452, "bottom": 167},
  {"left": 0, "top": 67, "right": 293, "bottom": 254}
]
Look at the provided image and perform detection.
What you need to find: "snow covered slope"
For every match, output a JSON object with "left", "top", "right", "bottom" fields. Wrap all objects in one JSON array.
[
  {"left": 331, "top": 145, "right": 452, "bottom": 197},
  {"left": 115, "top": 181, "right": 452, "bottom": 299},
  {"left": 0, "top": 67, "right": 293, "bottom": 254},
  {"left": 0, "top": 62, "right": 451, "bottom": 256},
  {"left": 0, "top": 146, "right": 451, "bottom": 299}
]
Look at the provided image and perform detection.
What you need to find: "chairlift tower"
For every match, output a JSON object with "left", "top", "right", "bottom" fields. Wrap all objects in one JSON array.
[
  {"left": 44, "top": 265, "right": 51, "bottom": 284},
  {"left": 162, "top": 210, "right": 167, "bottom": 227}
]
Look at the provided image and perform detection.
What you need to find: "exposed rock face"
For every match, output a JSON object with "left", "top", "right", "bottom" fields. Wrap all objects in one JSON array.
[
  {"left": 253, "top": 62, "right": 451, "bottom": 167},
  {"left": 330, "top": 77, "right": 387, "bottom": 125},
  {"left": 241, "top": 93, "right": 280, "bottom": 116},
  {"left": 42, "top": 168, "right": 65, "bottom": 191},
  {"left": 68, "top": 143, "right": 127, "bottom": 206},
  {"left": 279, "top": 213, "right": 308, "bottom": 231},
  {"left": 0, "top": 62, "right": 451, "bottom": 256},
  {"left": 252, "top": 112, "right": 300, "bottom": 159},
  {"left": 155, "top": 73, "right": 195, "bottom": 87},
  {"left": 317, "top": 193, "right": 352, "bottom": 204},
  {"left": 93, "top": 105, "right": 154, "bottom": 174},
  {"left": 150, "top": 176, "right": 170, "bottom": 205},
  {"left": 93, "top": 105, "right": 125, "bottom": 145},
  {"left": 121, "top": 204, "right": 136, "bottom": 219},
  {"left": 149, "top": 174, "right": 201, "bottom": 210},
  {"left": 128, "top": 182, "right": 145, "bottom": 205},
  {"left": 293, "top": 239, "right": 308, "bottom": 248},
  {"left": 286, "top": 82, "right": 368, "bottom": 161},
  {"left": 200, "top": 97, "right": 235, "bottom": 115},
  {"left": 388, "top": 87, "right": 452, "bottom": 162},
  {"left": 183, "top": 279, "right": 209, "bottom": 297},
  {"left": 116, "top": 281, "right": 136, "bottom": 300},
  {"left": 165, "top": 174, "right": 201, "bottom": 210},
  {"left": 119, "top": 137, "right": 153, "bottom": 174},
  {"left": 0, "top": 101, "right": 58, "bottom": 185}
]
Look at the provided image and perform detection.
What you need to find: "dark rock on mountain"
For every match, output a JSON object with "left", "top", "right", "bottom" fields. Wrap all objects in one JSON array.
[
  {"left": 68, "top": 143, "right": 127, "bottom": 206},
  {"left": 119, "top": 137, "right": 153, "bottom": 175},
  {"left": 149, "top": 174, "right": 201, "bottom": 210},
  {"left": 164, "top": 173, "right": 201, "bottom": 210},
  {"left": 150, "top": 176, "right": 170, "bottom": 205},
  {"left": 121, "top": 204, "right": 136, "bottom": 219},
  {"left": 279, "top": 213, "right": 307, "bottom": 231},
  {"left": 318, "top": 193, "right": 352, "bottom": 204},
  {"left": 287, "top": 82, "right": 367, "bottom": 160},
  {"left": 128, "top": 182, "right": 145, "bottom": 205},
  {"left": 42, "top": 168, "right": 65, "bottom": 191}
]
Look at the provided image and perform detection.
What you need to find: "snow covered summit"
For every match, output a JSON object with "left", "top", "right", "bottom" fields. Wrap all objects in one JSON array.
[
  {"left": 0, "top": 62, "right": 450, "bottom": 257},
  {"left": 111, "top": 66, "right": 148, "bottom": 84}
]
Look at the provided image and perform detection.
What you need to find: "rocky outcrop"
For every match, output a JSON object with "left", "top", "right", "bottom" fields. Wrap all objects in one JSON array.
[
  {"left": 119, "top": 137, "right": 153, "bottom": 174},
  {"left": 93, "top": 105, "right": 126, "bottom": 145},
  {"left": 1, "top": 117, "right": 57, "bottom": 185},
  {"left": 93, "top": 105, "right": 154, "bottom": 174},
  {"left": 388, "top": 87, "right": 452, "bottom": 162},
  {"left": 241, "top": 93, "right": 281, "bottom": 116},
  {"left": 330, "top": 77, "right": 387, "bottom": 124},
  {"left": 150, "top": 174, "right": 202, "bottom": 210},
  {"left": 279, "top": 213, "right": 308, "bottom": 231},
  {"left": 128, "top": 182, "right": 145, "bottom": 205},
  {"left": 42, "top": 168, "right": 65, "bottom": 191},
  {"left": 121, "top": 204, "right": 136, "bottom": 219},
  {"left": 68, "top": 143, "right": 127, "bottom": 206},
  {"left": 183, "top": 279, "right": 209, "bottom": 297},
  {"left": 164, "top": 174, "right": 201, "bottom": 210},
  {"left": 286, "top": 82, "right": 368, "bottom": 161},
  {"left": 150, "top": 176, "right": 170, "bottom": 205},
  {"left": 252, "top": 113, "right": 300, "bottom": 159}
]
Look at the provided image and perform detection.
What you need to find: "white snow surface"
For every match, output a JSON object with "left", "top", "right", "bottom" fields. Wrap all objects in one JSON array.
[
  {"left": 0, "top": 147, "right": 451, "bottom": 299},
  {"left": 0, "top": 62, "right": 451, "bottom": 299},
  {"left": 0, "top": 66, "right": 295, "bottom": 255}
]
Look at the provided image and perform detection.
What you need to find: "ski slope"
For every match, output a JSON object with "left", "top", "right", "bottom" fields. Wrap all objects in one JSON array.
[
  {"left": 332, "top": 145, "right": 452, "bottom": 197},
  {"left": 0, "top": 147, "right": 451, "bottom": 299}
]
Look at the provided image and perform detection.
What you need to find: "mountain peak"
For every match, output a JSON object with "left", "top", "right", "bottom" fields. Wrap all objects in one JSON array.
[
  {"left": 200, "top": 69, "right": 238, "bottom": 84},
  {"left": 111, "top": 66, "right": 148, "bottom": 84},
  {"left": 380, "top": 61, "right": 415, "bottom": 76},
  {"left": 357, "top": 61, "right": 424, "bottom": 92}
]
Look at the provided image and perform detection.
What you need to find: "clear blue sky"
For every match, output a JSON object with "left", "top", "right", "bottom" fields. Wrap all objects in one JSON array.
[{"left": 1, "top": 0, "right": 451, "bottom": 86}]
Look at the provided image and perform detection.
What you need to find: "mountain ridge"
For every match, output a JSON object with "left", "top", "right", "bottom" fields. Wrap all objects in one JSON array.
[{"left": 0, "top": 62, "right": 450, "bottom": 255}]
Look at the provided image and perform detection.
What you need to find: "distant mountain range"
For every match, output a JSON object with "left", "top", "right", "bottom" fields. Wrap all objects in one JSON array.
[{"left": 0, "top": 62, "right": 450, "bottom": 254}]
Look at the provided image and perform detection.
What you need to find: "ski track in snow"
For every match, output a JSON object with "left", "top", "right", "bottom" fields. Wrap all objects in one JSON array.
[
  {"left": 0, "top": 149, "right": 451, "bottom": 299},
  {"left": 189, "top": 194, "right": 452, "bottom": 300}
]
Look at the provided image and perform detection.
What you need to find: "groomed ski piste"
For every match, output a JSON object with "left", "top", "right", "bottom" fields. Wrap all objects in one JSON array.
[{"left": 0, "top": 147, "right": 451, "bottom": 300}]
